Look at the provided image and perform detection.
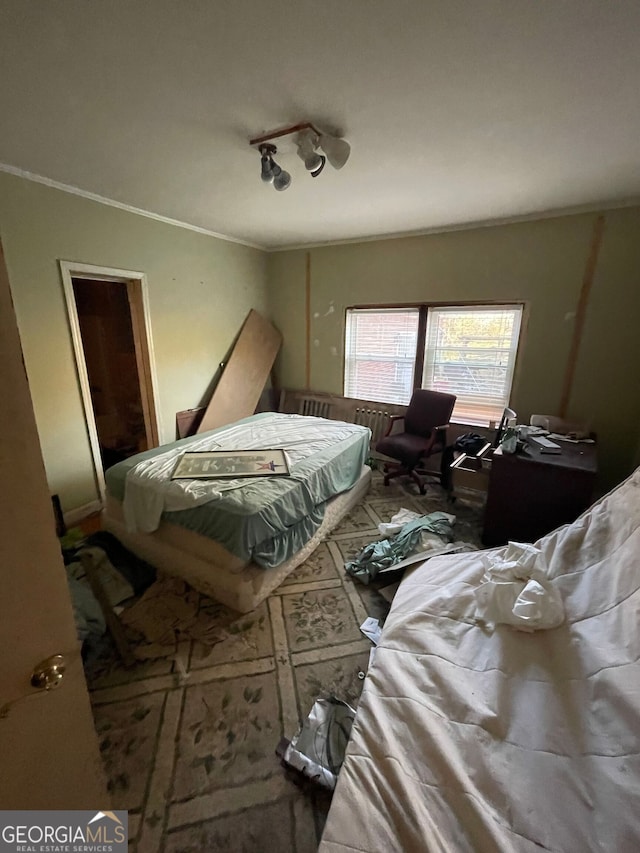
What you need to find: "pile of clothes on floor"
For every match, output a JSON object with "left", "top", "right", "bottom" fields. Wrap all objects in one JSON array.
[
  {"left": 345, "top": 507, "right": 476, "bottom": 584},
  {"left": 61, "top": 530, "right": 156, "bottom": 645}
]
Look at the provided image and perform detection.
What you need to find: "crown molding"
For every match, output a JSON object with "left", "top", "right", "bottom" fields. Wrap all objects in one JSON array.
[
  {"left": 0, "top": 163, "right": 266, "bottom": 250},
  {"left": 267, "top": 196, "right": 640, "bottom": 252},
  {"left": 3, "top": 162, "right": 639, "bottom": 254}
]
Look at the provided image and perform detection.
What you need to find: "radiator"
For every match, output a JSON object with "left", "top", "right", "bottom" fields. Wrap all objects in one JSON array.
[
  {"left": 298, "top": 398, "right": 332, "bottom": 419},
  {"left": 293, "top": 395, "right": 394, "bottom": 446},
  {"left": 353, "top": 406, "right": 391, "bottom": 445}
]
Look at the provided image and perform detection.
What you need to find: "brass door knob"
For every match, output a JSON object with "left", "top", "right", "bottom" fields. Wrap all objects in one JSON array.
[{"left": 30, "top": 654, "right": 66, "bottom": 690}]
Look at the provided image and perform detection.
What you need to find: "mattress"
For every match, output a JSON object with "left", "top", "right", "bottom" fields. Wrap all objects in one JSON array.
[
  {"left": 103, "top": 465, "right": 371, "bottom": 613},
  {"left": 320, "top": 468, "right": 640, "bottom": 852},
  {"left": 105, "top": 412, "right": 370, "bottom": 567}
]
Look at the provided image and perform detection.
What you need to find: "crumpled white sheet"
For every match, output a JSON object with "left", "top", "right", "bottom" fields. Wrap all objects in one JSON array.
[
  {"left": 475, "top": 541, "right": 564, "bottom": 632},
  {"left": 377, "top": 508, "right": 421, "bottom": 536}
]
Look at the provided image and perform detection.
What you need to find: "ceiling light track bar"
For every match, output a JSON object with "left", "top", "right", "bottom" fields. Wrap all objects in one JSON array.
[{"left": 249, "top": 121, "right": 322, "bottom": 147}]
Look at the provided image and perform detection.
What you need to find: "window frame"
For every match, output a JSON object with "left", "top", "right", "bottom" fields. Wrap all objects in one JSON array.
[
  {"left": 343, "top": 301, "right": 527, "bottom": 425},
  {"left": 343, "top": 305, "right": 421, "bottom": 405}
]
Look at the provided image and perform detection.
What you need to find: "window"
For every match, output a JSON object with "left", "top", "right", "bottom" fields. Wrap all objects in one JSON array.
[
  {"left": 423, "top": 306, "right": 522, "bottom": 425},
  {"left": 344, "top": 304, "right": 523, "bottom": 425},
  {"left": 344, "top": 308, "right": 419, "bottom": 405}
]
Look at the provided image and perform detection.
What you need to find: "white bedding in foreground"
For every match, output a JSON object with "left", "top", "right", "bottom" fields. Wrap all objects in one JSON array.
[{"left": 320, "top": 469, "right": 640, "bottom": 853}]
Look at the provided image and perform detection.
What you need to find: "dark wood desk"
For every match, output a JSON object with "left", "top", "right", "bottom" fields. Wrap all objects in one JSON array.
[{"left": 482, "top": 442, "right": 598, "bottom": 547}]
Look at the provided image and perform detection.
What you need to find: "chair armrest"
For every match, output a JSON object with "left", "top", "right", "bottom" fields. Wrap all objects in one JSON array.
[
  {"left": 382, "top": 415, "right": 405, "bottom": 438},
  {"left": 431, "top": 424, "right": 451, "bottom": 450}
]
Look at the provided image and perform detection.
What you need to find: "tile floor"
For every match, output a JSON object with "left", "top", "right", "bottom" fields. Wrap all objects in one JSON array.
[{"left": 84, "top": 471, "right": 483, "bottom": 852}]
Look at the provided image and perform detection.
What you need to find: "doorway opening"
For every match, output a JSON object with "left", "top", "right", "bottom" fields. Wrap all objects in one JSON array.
[{"left": 60, "top": 263, "right": 160, "bottom": 500}]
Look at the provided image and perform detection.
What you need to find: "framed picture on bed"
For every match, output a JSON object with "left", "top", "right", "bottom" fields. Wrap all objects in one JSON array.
[{"left": 171, "top": 448, "right": 290, "bottom": 480}]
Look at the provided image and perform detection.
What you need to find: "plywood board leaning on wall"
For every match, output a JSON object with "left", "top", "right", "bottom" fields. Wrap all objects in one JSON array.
[
  {"left": 176, "top": 406, "right": 206, "bottom": 438},
  {"left": 197, "top": 309, "right": 282, "bottom": 434}
]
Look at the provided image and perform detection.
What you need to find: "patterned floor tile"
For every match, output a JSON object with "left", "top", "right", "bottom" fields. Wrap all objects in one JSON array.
[
  {"left": 281, "top": 588, "right": 362, "bottom": 652},
  {"left": 328, "top": 504, "right": 379, "bottom": 536},
  {"left": 172, "top": 672, "right": 281, "bottom": 801},
  {"left": 335, "top": 532, "right": 382, "bottom": 563},
  {"left": 86, "top": 467, "right": 484, "bottom": 850},
  {"left": 294, "top": 651, "right": 372, "bottom": 719},
  {"left": 364, "top": 472, "right": 410, "bottom": 499},
  {"left": 281, "top": 542, "right": 340, "bottom": 586},
  {"left": 92, "top": 691, "right": 165, "bottom": 810},
  {"left": 190, "top": 601, "right": 273, "bottom": 668},
  {"left": 406, "top": 494, "right": 454, "bottom": 516},
  {"left": 84, "top": 635, "right": 174, "bottom": 689},
  {"left": 366, "top": 496, "right": 418, "bottom": 524},
  {"left": 164, "top": 797, "right": 315, "bottom": 853}
]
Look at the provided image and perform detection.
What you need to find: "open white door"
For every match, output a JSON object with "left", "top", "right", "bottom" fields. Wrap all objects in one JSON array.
[{"left": 0, "top": 241, "right": 108, "bottom": 808}]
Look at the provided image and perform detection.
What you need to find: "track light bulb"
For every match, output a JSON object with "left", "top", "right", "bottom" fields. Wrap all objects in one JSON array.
[
  {"left": 260, "top": 153, "right": 274, "bottom": 183},
  {"left": 318, "top": 134, "right": 351, "bottom": 170},
  {"left": 273, "top": 170, "right": 291, "bottom": 191},
  {"left": 259, "top": 143, "right": 278, "bottom": 184},
  {"left": 296, "top": 130, "right": 326, "bottom": 177}
]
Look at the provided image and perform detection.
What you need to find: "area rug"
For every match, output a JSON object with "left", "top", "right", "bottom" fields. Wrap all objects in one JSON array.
[{"left": 85, "top": 470, "right": 484, "bottom": 853}]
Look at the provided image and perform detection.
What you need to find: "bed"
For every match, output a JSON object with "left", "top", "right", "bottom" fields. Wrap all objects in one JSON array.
[
  {"left": 320, "top": 467, "right": 640, "bottom": 852},
  {"left": 102, "top": 412, "right": 371, "bottom": 612}
]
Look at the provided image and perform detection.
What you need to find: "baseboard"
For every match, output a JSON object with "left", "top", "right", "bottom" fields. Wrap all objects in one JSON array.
[{"left": 63, "top": 500, "right": 102, "bottom": 527}]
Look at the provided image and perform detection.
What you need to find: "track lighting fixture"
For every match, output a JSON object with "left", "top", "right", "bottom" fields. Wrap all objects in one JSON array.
[
  {"left": 273, "top": 167, "right": 292, "bottom": 191},
  {"left": 260, "top": 145, "right": 275, "bottom": 183},
  {"left": 317, "top": 133, "right": 350, "bottom": 170},
  {"left": 250, "top": 122, "right": 350, "bottom": 192},
  {"left": 296, "top": 129, "right": 326, "bottom": 177},
  {"left": 258, "top": 143, "right": 291, "bottom": 191}
]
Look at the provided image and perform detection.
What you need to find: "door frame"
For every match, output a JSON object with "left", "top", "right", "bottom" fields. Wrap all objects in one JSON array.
[{"left": 59, "top": 261, "right": 161, "bottom": 500}]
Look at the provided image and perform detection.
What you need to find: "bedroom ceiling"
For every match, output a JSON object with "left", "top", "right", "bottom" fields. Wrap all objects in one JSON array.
[{"left": 1, "top": 1, "right": 640, "bottom": 250}]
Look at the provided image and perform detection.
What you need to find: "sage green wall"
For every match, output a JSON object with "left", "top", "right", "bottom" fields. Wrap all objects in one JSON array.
[
  {"left": 569, "top": 207, "right": 640, "bottom": 486},
  {"left": 0, "top": 171, "right": 268, "bottom": 512},
  {"left": 268, "top": 209, "right": 640, "bottom": 490}
]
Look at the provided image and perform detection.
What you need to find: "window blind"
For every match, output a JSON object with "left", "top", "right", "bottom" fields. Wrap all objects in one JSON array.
[
  {"left": 422, "top": 305, "right": 522, "bottom": 425},
  {"left": 344, "top": 308, "right": 419, "bottom": 405}
]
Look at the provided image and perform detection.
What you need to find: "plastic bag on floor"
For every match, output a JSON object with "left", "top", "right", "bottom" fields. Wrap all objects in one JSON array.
[
  {"left": 475, "top": 541, "right": 564, "bottom": 632},
  {"left": 277, "top": 697, "right": 356, "bottom": 789}
]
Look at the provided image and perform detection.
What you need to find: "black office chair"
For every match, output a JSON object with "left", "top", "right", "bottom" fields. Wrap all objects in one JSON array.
[{"left": 376, "top": 389, "right": 456, "bottom": 494}]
